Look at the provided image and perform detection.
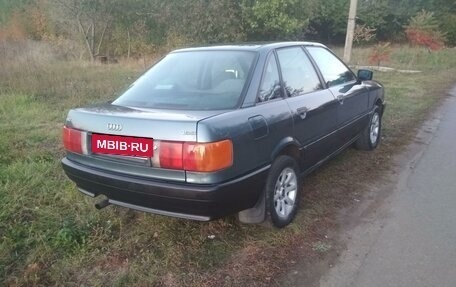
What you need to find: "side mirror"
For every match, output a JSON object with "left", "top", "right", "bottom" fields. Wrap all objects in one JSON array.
[{"left": 357, "top": 69, "right": 373, "bottom": 81}]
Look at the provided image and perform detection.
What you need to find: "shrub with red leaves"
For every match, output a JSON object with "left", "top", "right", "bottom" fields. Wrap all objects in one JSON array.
[
  {"left": 404, "top": 10, "right": 446, "bottom": 51},
  {"left": 368, "top": 42, "right": 391, "bottom": 66},
  {"left": 405, "top": 28, "right": 444, "bottom": 51}
]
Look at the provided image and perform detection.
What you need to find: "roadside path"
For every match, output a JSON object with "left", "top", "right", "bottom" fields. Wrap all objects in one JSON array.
[{"left": 320, "top": 86, "right": 456, "bottom": 287}]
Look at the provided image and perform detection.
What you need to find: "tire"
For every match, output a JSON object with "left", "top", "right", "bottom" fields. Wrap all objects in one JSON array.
[
  {"left": 355, "top": 105, "right": 382, "bottom": 151},
  {"left": 265, "top": 155, "right": 301, "bottom": 228}
]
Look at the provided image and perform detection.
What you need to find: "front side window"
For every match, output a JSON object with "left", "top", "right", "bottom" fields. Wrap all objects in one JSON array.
[
  {"left": 276, "top": 47, "right": 322, "bottom": 97},
  {"left": 306, "top": 47, "right": 356, "bottom": 87},
  {"left": 113, "top": 51, "right": 256, "bottom": 110},
  {"left": 258, "top": 54, "right": 282, "bottom": 102}
]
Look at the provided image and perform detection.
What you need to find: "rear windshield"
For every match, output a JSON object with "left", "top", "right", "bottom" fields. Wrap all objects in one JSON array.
[{"left": 113, "top": 50, "right": 257, "bottom": 110}]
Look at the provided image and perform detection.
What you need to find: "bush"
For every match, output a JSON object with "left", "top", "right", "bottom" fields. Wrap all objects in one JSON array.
[
  {"left": 404, "top": 10, "right": 445, "bottom": 51},
  {"left": 368, "top": 42, "right": 392, "bottom": 66},
  {"left": 439, "top": 13, "right": 456, "bottom": 46},
  {"left": 354, "top": 24, "right": 377, "bottom": 45}
]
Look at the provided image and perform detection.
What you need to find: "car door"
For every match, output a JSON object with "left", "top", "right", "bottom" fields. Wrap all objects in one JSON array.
[
  {"left": 306, "top": 46, "right": 370, "bottom": 143},
  {"left": 276, "top": 46, "right": 340, "bottom": 171},
  {"left": 228, "top": 51, "right": 294, "bottom": 171}
]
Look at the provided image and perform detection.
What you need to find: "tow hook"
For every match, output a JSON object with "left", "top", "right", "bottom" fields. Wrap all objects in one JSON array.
[{"left": 95, "top": 198, "right": 110, "bottom": 210}]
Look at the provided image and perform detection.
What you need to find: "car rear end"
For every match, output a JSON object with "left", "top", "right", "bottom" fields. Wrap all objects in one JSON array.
[{"left": 61, "top": 49, "right": 266, "bottom": 220}]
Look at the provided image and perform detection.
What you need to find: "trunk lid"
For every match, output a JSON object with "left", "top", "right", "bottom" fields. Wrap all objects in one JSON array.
[{"left": 66, "top": 103, "right": 227, "bottom": 142}]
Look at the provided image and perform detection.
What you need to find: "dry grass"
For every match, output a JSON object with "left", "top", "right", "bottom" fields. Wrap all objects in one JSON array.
[
  {"left": 1, "top": 41, "right": 455, "bottom": 286},
  {"left": 333, "top": 44, "right": 456, "bottom": 71}
]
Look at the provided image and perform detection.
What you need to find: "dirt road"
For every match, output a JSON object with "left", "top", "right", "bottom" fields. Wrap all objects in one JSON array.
[{"left": 318, "top": 86, "right": 456, "bottom": 287}]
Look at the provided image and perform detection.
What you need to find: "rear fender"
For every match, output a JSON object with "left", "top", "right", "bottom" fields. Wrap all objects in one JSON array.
[
  {"left": 270, "top": 137, "right": 301, "bottom": 162},
  {"left": 238, "top": 137, "right": 301, "bottom": 224}
]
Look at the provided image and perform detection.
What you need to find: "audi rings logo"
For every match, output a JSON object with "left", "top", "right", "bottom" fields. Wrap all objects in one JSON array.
[{"left": 107, "top": 123, "right": 123, "bottom": 131}]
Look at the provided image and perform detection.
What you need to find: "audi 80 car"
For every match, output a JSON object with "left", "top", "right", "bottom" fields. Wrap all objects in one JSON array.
[{"left": 62, "top": 42, "right": 384, "bottom": 228}]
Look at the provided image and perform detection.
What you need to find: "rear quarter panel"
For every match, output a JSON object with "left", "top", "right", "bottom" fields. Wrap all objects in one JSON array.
[{"left": 188, "top": 99, "right": 294, "bottom": 184}]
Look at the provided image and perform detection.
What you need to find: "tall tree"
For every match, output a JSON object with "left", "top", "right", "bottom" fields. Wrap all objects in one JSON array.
[
  {"left": 110, "top": 0, "right": 165, "bottom": 58},
  {"left": 52, "top": 0, "right": 114, "bottom": 61},
  {"left": 241, "top": 0, "right": 312, "bottom": 41},
  {"left": 165, "top": 0, "right": 245, "bottom": 44},
  {"left": 305, "top": 0, "right": 349, "bottom": 44}
]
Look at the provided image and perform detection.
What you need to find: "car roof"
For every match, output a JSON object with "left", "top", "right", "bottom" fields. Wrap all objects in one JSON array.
[{"left": 171, "top": 42, "right": 327, "bottom": 54}]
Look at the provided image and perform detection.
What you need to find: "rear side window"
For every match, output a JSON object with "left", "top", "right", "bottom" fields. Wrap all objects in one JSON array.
[
  {"left": 258, "top": 54, "right": 282, "bottom": 102},
  {"left": 276, "top": 47, "right": 322, "bottom": 97},
  {"left": 306, "top": 47, "right": 356, "bottom": 87},
  {"left": 113, "top": 51, "right": 256, "bottom": 110}
]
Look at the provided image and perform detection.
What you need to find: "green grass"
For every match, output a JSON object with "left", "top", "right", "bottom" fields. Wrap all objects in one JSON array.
[
  {"left": 1, "top": 43, "right": 455, "bottom": 286},
  {"left": 334, "top": 45, "right": 456, "bottom": 71}
]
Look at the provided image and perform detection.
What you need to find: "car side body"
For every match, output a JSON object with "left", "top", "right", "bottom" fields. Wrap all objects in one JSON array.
[{"left": 62, "top": 42, "right": 385, "bottom": 227}]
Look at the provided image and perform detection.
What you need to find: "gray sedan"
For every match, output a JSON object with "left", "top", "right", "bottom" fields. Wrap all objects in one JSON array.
[{"left": 62, "top": 42, "right": 384, "bottom": 228}]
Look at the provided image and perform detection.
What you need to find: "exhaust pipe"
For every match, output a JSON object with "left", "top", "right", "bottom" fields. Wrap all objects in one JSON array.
[{"left": 95, "top": 198, "right": 110, "bottom": 210}]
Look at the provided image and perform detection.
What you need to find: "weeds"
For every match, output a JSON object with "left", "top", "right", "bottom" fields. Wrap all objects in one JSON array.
[{"left": 312, "top": 241, "right": 332, "bottom": 253}]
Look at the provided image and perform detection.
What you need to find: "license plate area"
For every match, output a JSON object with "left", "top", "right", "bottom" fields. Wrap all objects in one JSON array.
[{"left": 91, "top": 134, "right": 153, "bottom": 157}]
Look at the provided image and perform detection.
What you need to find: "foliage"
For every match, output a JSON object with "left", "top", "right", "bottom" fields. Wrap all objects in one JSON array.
[
  {"left": 357, "top": 0, "right": 390, "bottom": 40},
  {"left": 1, "top": 0, "right": 456, "bottom": 60},
  {"left": 358, "top": 0, "right": 456, "bottom": 45},
  {"left": 404, "top": 10, "right": 445, "bottom": 51},
  {"left": 0, "top": 0, "right": 33, "bottom": 25},
  {"left": 0, "top": 11, "right": 26, "bottom": 41},
  {"left": 305, "top": 0, "right": 348, "bottom": 44},
  {"left": 241, "top": 0, "right": 308, "bottom": 41},
  {"left": 353, "top": 24, "right": 376, "bottom": 45},
  {"left": 368, "top": 42, "right": 392, "bottom": 66},
  {"left": 439, "top": 13, "right": 456, "bottom": 46},
  {"left": 166, "top": 0, "right": 246, "bottom": 44}
]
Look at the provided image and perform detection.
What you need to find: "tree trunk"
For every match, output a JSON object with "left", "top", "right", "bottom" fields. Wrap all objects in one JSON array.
[
  {"left": 96, "top": 22, "right": 109, "bottom": 57},
  {"left": 90, "top": 21, "right": 95, "bottom": 59},
  {"left": 127, "top": 29, "right": 131, "bottom": 60},
  {"left": 77, "top": 15, "right": 94, "bottom": 62}
]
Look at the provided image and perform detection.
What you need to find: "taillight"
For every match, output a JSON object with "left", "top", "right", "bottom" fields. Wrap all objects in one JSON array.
[
  {"left": 62, "top": 126, "right": 83, "bottom": 154},
  {"left": 183, "top": 140, "right": 233, "bottom": 172},
  {"left": 158, "top": 140, "right": 233, "bottom": 172},
  {"left": 159, "top": 141, "right": 183, "bottom": 170}
]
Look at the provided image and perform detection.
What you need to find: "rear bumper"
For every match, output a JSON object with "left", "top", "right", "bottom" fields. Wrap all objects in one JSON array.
[{"left": 61, "top": 157, "right": 268, "bottom": 221}]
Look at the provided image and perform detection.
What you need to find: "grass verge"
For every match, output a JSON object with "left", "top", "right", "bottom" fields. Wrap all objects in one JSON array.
[{"left": 1, "top": 43, "right": 455, "bottom": 286}]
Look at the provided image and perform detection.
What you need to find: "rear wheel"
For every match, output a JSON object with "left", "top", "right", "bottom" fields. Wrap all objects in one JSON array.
[
  {"left": 355, "top": 105, "right": 382, "bottom": 151},
  {"left": 265, "top": 155, "right": 300, "bottom": 228}
]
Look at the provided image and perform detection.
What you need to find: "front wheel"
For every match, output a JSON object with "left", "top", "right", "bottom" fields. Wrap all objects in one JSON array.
[
  {"left": 265, "top": 155, "right": 301, "bottom": 228},
  {"left": 355, "top": 105, "right": 382, "bottom": 150}
]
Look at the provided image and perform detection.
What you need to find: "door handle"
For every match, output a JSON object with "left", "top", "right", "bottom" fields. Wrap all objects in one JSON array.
[
  {"left": 337, "top": 94, "right": 344, "bottom": 104},
  {"left": 296, "top": 107, "right": 308, "bottom": 120}
]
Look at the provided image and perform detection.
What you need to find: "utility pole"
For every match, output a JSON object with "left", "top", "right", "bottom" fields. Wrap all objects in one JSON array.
[{"left": 343, "top": 0, "right": 358, "bottom": 63}]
